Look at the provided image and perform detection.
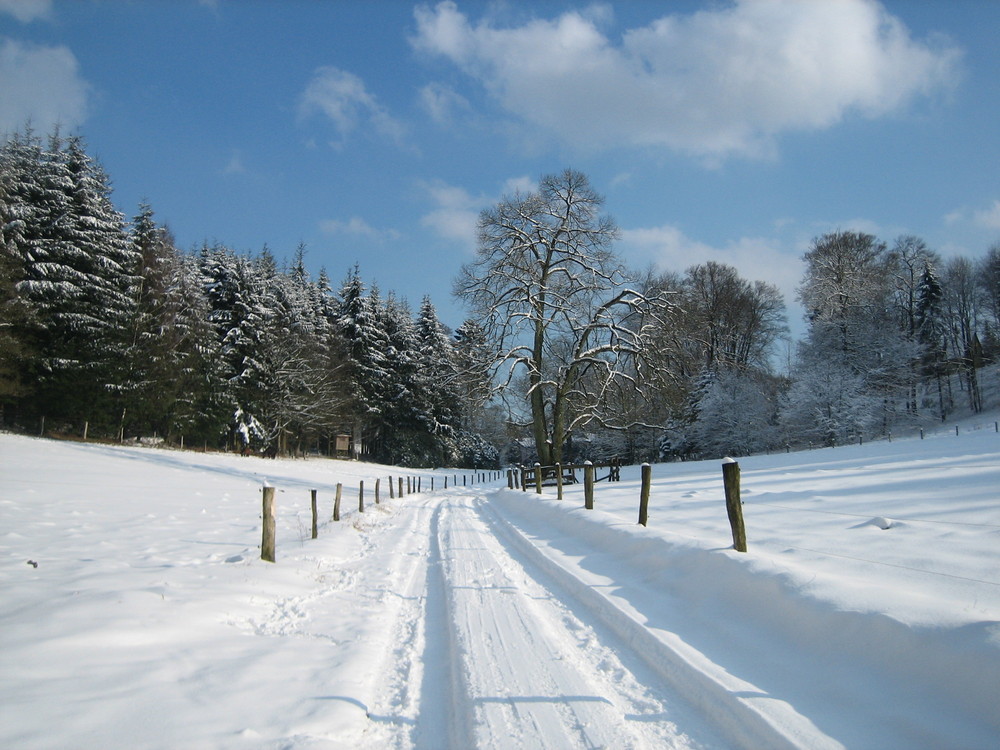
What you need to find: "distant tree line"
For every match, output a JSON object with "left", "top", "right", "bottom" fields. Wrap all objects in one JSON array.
[
  {"left": 2, "top": 132, "right": 998, "bottom": 465},
  {"left": 458, "top": 170, "right": 1000, "bottom": 464}
]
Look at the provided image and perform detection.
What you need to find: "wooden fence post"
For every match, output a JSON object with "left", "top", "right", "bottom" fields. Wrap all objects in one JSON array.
[
  {"left": 722, "top": 458, "right": 747, "bottom": 552},
  {"left": 333, "top": 483, "right": 342, "bottom": 522},
  {"left": 359, "top": 480, "right": 365, "bottom": 513},
  {"left": 535, "top": 463, "right": 543, "bottom": 494},
  {"left": 507, "top": 469, "right": 514, "bottom": 489},
  {"left": 261, "top": 485, "right": 276, "bottom": 562},
  {"left": 83, "top": 421, "right": 89, "bottom": 441},
  {"left": 398, "top": 476, "right": 404, "bottom": 498},
  {"left": 638, "top": 463, "right": 651, "bottom": 526},
  {"left": 389, "top": 476, "right": 395, "bottom": 499},
  {"left": 311, "top": 489, "right": 318, "bottom": 539},
  {"left": 584, "top": 461, "right": 594, "bottom": 510},
  {"left": 555, "top": 462, "right": 563, "bottom": 500},
  {"left": 375, "top": 478, "right": 380, "bottom": 505}
]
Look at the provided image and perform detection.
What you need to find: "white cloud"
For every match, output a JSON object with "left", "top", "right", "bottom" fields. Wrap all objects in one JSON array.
[
  {"left": 0, "top": 0, "right": 51, "bottom": 23},
  {"left": 418, "top": 81, "right": 470, "bottom": 125},
  {"left": 412, "top": 0, "right": 961, "bottom": 159},
  {"left": 300, "top": 66, "right": 405, "bottom": 147},
  {"left": 943, "top": 199, "right": 1000, "bottom": 237},
  {"left": 319, "top": 216, "right": 400, "bottom": 242},
  {"left": 0, "top": 37, "right": 89, "bottom": 135},
  {"left": 501, "top": 175, "right": 535, "bottom": 195},
  {"left": 419, "top": 180, "right": 482, "bottom": 246},
  {"left": 973, "top": 200, "right": 1000, "bottom": 231},
  {"left": 419, "top": 175, "right": 537, "bottom": 249},
  {"left": 620, "top": 223, "right": 805, "bottom": 315}
]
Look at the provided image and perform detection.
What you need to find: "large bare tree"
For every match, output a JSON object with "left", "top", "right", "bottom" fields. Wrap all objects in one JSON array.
[{"left": 454, "top": 169, "right": 663, "bottom": 466}]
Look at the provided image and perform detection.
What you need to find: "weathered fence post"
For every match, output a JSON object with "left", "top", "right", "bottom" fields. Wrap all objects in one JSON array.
[
  {"left": 418, "top": 477, "right": 422, "bottom": 493},
  {"left": 722, "top": 458, "right": 747, "bottom": 552},
  {"left": 555, "top": 462, "right": 563, "bottom": 500},
  {"left": 535, "top": 463, "right": 543, "bottom": 495},
  {"left": 507, "top": 469, "right": 514, "bottom": 489},
  {"left": 359, "top": 480, "right": 365, "bottom": 513},
  {"left": 82, "top": 421, "right": 89, "bottom": 441},
  {"left": 261, "top": 485, "right": 276, "bottom": 562},
  {"left": 333, "top": 483, "right": 342, "bottom": 521},
  {"left": 445, "top": 476, "right": 448, "bottom": 489},
  {"left": 389, "top": 476, "right": 395, "bottom": 499},
  {"left": 638, "top": 463, "right": 651, "bottom": 526},
  {"left": 584, "top": 461, "right": 594, "bottom": 510},
  {"left": 407, "top": 476, "right": 412, "bottom": 494},
  {"left": 398, "top": 476, "right": 404, "bottom": 498},
  {"left": 311, "top": 489, "right": 318, "bottom": 539},
  {"left": 375, "top": 478, "right": 380, "bottom": 505}
]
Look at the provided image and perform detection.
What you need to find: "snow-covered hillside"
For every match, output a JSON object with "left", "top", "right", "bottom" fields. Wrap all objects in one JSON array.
[{"left": 2, "top": 426, "right": 998, "bottom": 749}]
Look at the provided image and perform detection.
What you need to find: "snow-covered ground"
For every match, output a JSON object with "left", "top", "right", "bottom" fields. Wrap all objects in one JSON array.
[{"left": 2, "top": 423, "right": 999, "bottom": 749}]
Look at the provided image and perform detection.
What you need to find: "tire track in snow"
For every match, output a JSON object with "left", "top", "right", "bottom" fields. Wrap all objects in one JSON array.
[
  {"left": 413, "top": 499, "right": 474, "bottom": 750},
  {"left": 438, "top": 491, "right": 712, "bottom": 749},
  {"left": 476, "top": 493, "right": 842, "bottom": 750}
]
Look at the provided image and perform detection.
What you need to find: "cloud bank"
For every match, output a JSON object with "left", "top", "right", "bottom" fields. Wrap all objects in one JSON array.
[
  {"left": 300, "top": 66, "right": 406, "bottom": 147},
  {"left": 0, "top": 37, "right": 89, "bottom": 135},
  {"left": 412, "top": 0, "right": 961, "bottom": 159}
]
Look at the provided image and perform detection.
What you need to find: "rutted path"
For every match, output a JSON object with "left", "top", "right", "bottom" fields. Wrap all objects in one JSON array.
[{"left": 361, "top": 490, "right": 729, "bottom": 749}]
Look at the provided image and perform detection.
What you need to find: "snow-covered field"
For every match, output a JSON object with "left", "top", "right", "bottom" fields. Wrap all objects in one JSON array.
[{"left": 2, "top": 424, "right": 999, "bottom": 749}]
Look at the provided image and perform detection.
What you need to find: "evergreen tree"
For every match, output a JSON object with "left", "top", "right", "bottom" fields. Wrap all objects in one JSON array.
[
  {"left": 2, "top": 130, "right": 139, "bottom": 433},
  {"left": 336, "top": 266, "right": 391, "bottom": 456},
  {"left": 915, "top": 261, "right": 949, "bottom": 420},
  {"left": 378, "top": 293, "right": 422, "bottom": 463},
  {"left": 128, "top": 205, "right": 228, "bottom": 442},
  {"left": 0, "top": 161, "right": 34, "bottom": 420},
  {"left": 413, "top": 296, "right": 459, "bottom": 464}
]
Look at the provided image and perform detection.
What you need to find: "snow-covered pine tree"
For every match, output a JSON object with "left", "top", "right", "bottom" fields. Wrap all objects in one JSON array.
[
  {"left": 377, "top": 292, "right": 425, "bottom": 464},
  {"left": 260, "top": 254, "right": 350, "bottom": 455},
  {"left": 198, "top": 244, "right": 268, "bottom": 450},
  {"left": 413, "top": 295, "right": 460, "bottom": 464},
  {"left": 127, "top": 204, "right": 228, "bottom": 443},
  {"left": 915, "top": 261, "right": 950, "bottom": 420},
  {"left": 335, "top": 266, "right": 391, "bottom": 457},
  {"left": 0, "top": 153, "right": 35, "bottom": 417},
  {"left": 3, "top": 131, "right": 140, "bottom": 433}
]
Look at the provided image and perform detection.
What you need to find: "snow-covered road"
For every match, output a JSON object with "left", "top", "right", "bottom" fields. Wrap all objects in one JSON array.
[
  {"left": 409, "top": 493, "right": 718, "bottom": 748},
  {"left": 343, "top": 490, "right": 723, "bottom": 749}
]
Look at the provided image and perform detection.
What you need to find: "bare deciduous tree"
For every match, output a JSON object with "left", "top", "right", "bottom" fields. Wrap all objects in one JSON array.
[{"left": 454, "top": 169, "right": 664, "bottom": 465}]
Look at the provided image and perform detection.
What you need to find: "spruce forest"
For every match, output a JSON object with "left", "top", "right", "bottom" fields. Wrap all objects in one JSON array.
[{"left": 2, "top": 130, "right": 998, "bottom": 467}]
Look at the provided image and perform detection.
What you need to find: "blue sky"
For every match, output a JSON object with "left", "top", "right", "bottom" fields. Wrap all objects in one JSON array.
[{"left": 2, "top": 0, "right": 999, "bottom": 335}]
